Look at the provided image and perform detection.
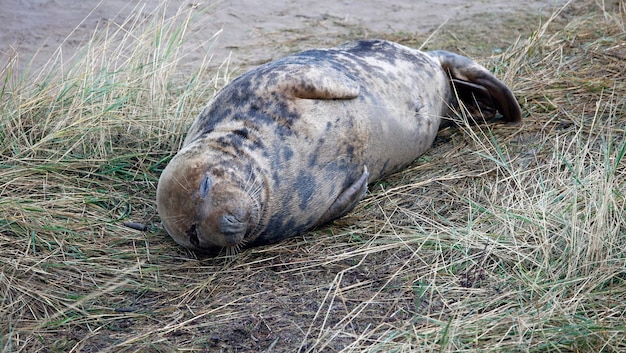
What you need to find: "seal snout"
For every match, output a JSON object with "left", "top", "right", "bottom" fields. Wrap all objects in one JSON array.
[
  {"left": 217, "top": 209, "right": 250, "bottom": 246},
  {"left": 190, "top": 176, "right": 257, "bottom": 249}
]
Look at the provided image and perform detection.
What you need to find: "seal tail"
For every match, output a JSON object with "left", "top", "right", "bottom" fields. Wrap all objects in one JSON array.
[{"left": 430, "top": 50, "right": 522, "bottom": 124}]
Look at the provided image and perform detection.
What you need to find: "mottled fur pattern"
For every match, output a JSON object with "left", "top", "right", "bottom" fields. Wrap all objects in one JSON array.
[{"left": 156, "top": 40, "right": 521, "bottom": 253}]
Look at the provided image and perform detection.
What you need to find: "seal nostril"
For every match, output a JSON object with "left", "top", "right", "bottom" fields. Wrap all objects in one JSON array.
[
  {"left": 223, "top": 214, "right": 239, "bottom": 224},
  {"left": 220, "top": 214, "right": 247, "bottom": 236}
]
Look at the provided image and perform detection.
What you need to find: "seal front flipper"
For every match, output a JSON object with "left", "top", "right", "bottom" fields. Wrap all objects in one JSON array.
[
  {"left": 429, "top": 50, "right": 522, "bottom": 124},
  {"left": 316, "top": 166, "right": 370, "bottom": 227},
  {"left": 276, "top": 64, "right": 361, "bottom": 100}
]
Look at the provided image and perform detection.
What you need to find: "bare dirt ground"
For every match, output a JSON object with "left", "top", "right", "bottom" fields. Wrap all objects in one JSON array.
[{"left": 1, "top": 0, "right": 568, "bottom": 72}]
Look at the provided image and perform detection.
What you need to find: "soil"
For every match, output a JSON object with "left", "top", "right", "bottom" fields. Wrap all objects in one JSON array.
[{"left": 1, "top": 0, "right": 568, "bottom": 71}]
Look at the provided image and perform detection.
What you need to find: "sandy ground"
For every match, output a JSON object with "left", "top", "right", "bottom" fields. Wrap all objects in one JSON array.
[{"left": 1, "top": 0, "right": 569, "bottom": 71}]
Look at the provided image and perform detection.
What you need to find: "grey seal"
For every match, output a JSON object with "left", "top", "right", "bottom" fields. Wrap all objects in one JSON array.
[{"left": 156, "top": 39, "right": 521, "bottom": 253}]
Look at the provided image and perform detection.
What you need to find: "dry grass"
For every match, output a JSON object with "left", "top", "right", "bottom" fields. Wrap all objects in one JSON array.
[{"left": 1, "top": 1, "right": 625, "bottom": 352}]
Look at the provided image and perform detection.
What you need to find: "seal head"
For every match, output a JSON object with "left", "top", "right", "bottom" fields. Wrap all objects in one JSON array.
[{"left": 156, "top": 139, "right": 264, "bottom": 252}]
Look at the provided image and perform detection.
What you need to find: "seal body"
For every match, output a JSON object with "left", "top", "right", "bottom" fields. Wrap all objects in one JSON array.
[{"left": 156, "top": 39, "right": 521, "bottom": 253}]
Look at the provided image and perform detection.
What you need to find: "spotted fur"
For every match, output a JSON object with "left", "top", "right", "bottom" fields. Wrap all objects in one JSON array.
[{"left": 156, "top": 39, "right": 522, "bottom": 253}]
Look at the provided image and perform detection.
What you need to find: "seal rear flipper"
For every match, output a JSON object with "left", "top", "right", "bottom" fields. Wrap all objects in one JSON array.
[
  {"left": 430, "top": 50, "right": 522, "bottom": 124},
  {"left": 276, "top": 65, "right": 361, "bottom": 100},
  {"left": 450, "top": 79, "right": 497, "bottom": 121},
  {"left": 316, "top": 166, "right": 369, "bottom": 227}
]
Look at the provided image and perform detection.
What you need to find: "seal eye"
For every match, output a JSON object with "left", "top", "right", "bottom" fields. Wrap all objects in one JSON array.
[{"left": 199, "top": 175, "right": 213, "bottom": 198}]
